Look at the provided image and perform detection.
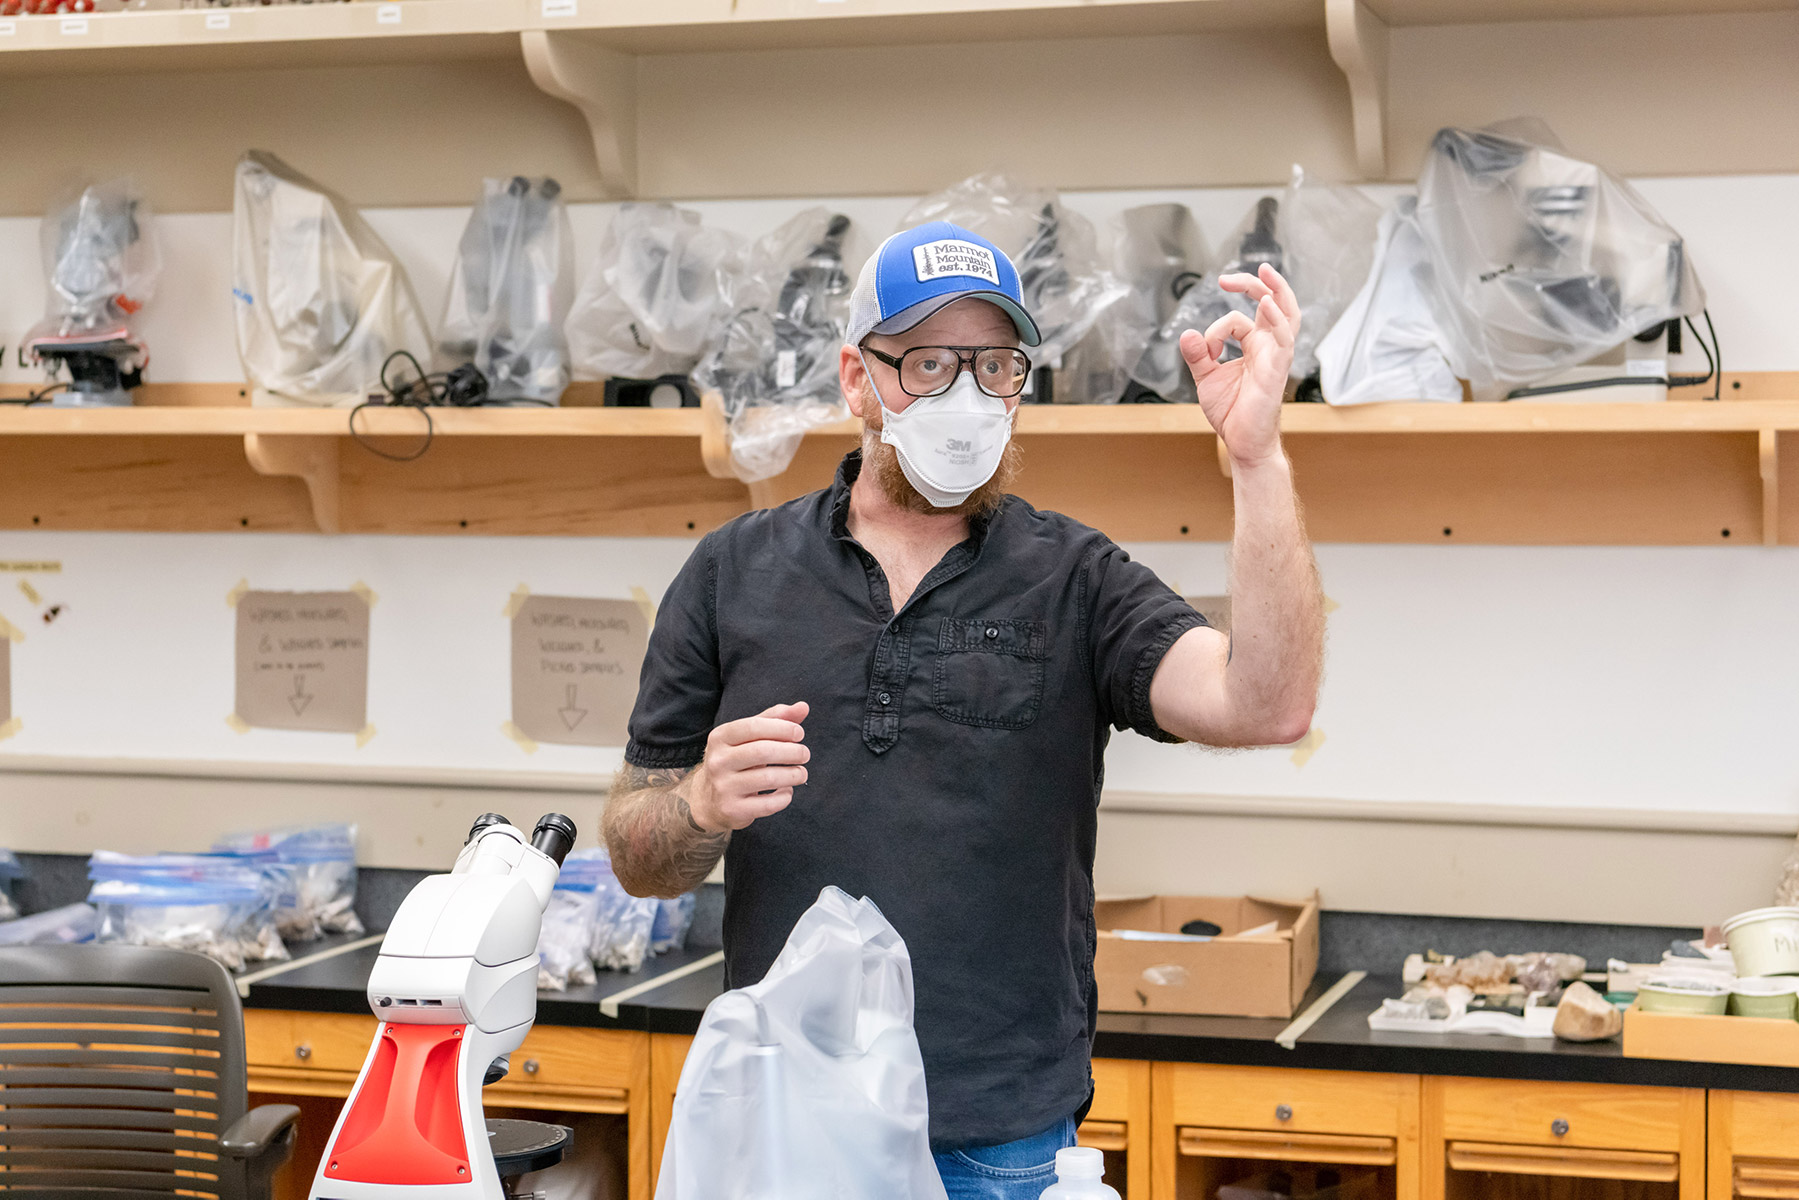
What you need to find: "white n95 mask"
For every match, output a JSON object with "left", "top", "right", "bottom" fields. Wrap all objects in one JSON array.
[{"left": 864, "top": 356, "right": 1014, "bottom": 508}]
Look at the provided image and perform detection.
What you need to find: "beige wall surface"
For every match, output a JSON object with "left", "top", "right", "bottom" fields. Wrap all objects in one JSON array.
[{"left": 4, "top": 760, "right": 1791, "bottom": 928}]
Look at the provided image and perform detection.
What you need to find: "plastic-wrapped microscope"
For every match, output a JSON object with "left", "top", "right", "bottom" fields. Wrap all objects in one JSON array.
[{"left": 23, "top": 180, "right": 159, "bottom": 407}]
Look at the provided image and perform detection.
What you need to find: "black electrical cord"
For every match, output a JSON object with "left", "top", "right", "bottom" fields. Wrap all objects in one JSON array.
[
  {"left": 1703, "top": 308, "right": 1722, "bottom": 401},
  {"left": 347, "top": 350, "right": 499, "bottom": 462},
  {"left": 0, "top": 381, "right": 67, "bottom": 406},
  {"left": 1669, "top": 312, "right": 1718, "bottom": 394}
]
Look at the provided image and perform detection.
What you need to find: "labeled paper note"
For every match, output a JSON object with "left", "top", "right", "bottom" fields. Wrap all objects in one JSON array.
[
  {"left": 234, "top": 591, "right": 370, "bottom": 733},
  {"left": 511, "top": 595, "right": 649, "bottom": 747},
  {"left": 0, "top": 637, "right": 10, "bottom": 727}
]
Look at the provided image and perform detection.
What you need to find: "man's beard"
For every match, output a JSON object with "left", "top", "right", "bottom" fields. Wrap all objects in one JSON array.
[{"left": 859, "top": 389, "right": 1022, "bottom": 518}]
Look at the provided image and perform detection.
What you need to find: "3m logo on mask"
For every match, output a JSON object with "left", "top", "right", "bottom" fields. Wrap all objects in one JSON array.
[
  {"left": 946, "top": 438, "right": 973, "bottom": 452},
  {"left": 912, "top": 239, "right": 1000, "bottom": 285}
]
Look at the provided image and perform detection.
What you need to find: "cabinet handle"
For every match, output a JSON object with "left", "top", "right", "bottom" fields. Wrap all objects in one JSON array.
[
  {"left": 1275, "top": 1104, "right": 1294, "bottom": 1122},
  {"left": 295, "top": 1044, "right": 312, "bottom": 1061},
  {"left": 1551, "top": 1119, "right": 1570, "bottom": 1137},
  {"left": 523, "top": 1059, "right": 540, "bottom": 1075}
]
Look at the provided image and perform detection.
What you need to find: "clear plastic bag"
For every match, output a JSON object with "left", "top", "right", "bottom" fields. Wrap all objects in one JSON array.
[
  {"left": 24, "top": 179, "right": 159, "bottom": 373},
  {"left": 0, "top": 902, "right": 98, "bottom": 946},
  {"left": 901, "top": 174, "right": 1129, "bottom": 375},
  {"left": 651, "top": 892, "right": 698, "bottom": 955},
  {"left": 692, "top": 208, "right": 856, "bottom": 481},
  {"left": 1282, "top": 166, "right": 1383, "bottom": 381},
  {"left": 655, "top": 887, "right": 945, "bottom": 1200},
  {"left": 231, "top": 150, "right": 432, "bottom": 407},
  {"left": 537, "top": 882, "right": 601, "bottom": 991},
  {"left": 1315, "top": 196, "right": 1464, "bottom": 406},
  {"left": 88, "top": 863, "right": 283, "bottom": 971},
  {"left": 1415, "top": 121, "right": 1705, "bottom": 396},
  {"left": 567, "top": 203, "right": 738, "bottom": 382},
  {"left": 439, "top": 176, "right": 574, "bottom": 405},
  {"left": 215, "top": 823, "right": 363, "bottom": 942}
]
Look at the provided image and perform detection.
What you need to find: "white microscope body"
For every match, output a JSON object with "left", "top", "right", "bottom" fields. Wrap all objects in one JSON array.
[{"left": 308, "top": 813, "right": 575, "bottom": 1200}]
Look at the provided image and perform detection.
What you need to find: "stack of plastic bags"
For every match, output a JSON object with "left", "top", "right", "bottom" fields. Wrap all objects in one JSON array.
[
  {"left": 534, "top": 847, "right": 700, "bottom": 986},
  {"left": 87, "top": 851, "right": 289, "bottom": 971},
  {"left": 213, "top": 822, "right": 364, "bottom": 942}
]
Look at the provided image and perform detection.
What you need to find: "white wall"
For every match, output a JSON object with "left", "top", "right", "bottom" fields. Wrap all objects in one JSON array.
[{"left": 1, "top": 531, "right": 1797, "bottom": 822}]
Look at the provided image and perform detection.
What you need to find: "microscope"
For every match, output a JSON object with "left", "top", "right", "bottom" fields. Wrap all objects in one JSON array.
[{"left": 308, "top": 813, "right": 576, "bottom": 1200}]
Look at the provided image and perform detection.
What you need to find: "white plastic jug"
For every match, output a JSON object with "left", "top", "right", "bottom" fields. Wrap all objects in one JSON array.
[{"left": 1039, "top": 1147, "right": 1121, "bottom": 1199}]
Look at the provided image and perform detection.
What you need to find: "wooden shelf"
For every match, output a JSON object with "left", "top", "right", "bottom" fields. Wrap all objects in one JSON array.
[{"left": 3, "top": 398, "right": 1797, "bottom": 438}]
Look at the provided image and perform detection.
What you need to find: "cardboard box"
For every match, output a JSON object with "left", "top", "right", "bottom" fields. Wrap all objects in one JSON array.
[{"left": 1094, "top": 893, "right": 1320, "bottom": 1018}]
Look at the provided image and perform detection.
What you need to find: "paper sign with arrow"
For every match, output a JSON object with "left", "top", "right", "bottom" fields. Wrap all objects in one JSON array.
[
  {"left": 510, "top": 594, "right": 649, "bottom": 748},
  {"left": 233, "top": 590, "right": 370, "bottom": 733}
]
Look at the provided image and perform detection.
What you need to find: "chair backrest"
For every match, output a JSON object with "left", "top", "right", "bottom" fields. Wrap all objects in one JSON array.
[{"left": 0, "top": 943, "right": 252, "bottom": 1199}]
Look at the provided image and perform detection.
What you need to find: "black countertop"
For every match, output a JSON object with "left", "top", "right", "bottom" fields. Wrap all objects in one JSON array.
[{"left": 241, "top": 938, "right": 1799, "bottom": 1093}]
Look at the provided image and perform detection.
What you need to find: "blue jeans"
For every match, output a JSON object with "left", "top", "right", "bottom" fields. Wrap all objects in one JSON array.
[{"left": 935, "top": 1115, "right": 1078, "bottom": 1199}]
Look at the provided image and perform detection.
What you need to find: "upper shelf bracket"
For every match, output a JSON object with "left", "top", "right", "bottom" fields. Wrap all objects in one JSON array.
[
  {"left": 521, "top": 29, "right": 638, "bottom": 199},
  {"left": 243, "top": 433, "right": 341, "bottom": 534},
  {"left": 1326, "top": 0, "right": 1390, "bottom": 180}
]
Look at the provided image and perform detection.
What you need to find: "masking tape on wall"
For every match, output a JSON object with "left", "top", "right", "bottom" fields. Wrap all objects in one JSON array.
[
  {"left": 630, "top": 585, "right": 656, "bottom": 628},
  {"left": 225, "top": 713, "right": 251, "bottom": 734},
  {"left": 0, "top": 614, "right": 23, "bottom": 643},
  {"left": 0, "top": 562, "right": 60, "bottom": 573},
  {"left": 355, "top": 724, "right": 377, "bottom": 749},
  {"left": 0, "top": 717, "right": 20, "bottom": 743},
  {"left": 18, "top": 581, "right": 40, "bottom": 606},
  {"left": 1289, "top": 727, "right": 1326, "bottom": 768},
  {"left": 503, "top": 584, "right": 531, "bottom": 620},
  {"left": 225, "top": 578, "right": 249, "bottom": 608},
  {"left": 1323, "top": 594, "right": 1340, "bottom": 614},
  {"left": 501, "top": 720, "right": 540, "bottom": 755},
  {"left": 350, "top": 582, "right": 379, "bottom": 609}
]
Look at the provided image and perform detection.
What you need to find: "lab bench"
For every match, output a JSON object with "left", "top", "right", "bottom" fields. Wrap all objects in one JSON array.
[{"left": 237, "top": 939, "right": 1799, "bottom": 1200}]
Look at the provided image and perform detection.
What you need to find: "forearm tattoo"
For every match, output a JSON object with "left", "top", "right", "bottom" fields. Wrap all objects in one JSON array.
[{"left": 602, "top": 763, "right": 729, "bottom": 899}]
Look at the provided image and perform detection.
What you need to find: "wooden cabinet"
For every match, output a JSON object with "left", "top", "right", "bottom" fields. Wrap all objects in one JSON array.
[
  {"left": 1708, "top": 1090, "right": 1799, "bottom": 1200},
  {"left": 241, "top": 1009, "right": 652, "bottom": 1200},
  {"left": 1423, "top": 1077, "right": 1705, "bottom": 1200},
  {"left": 1152, "top": 1063, "right": 1422, "bottom": 1200}
]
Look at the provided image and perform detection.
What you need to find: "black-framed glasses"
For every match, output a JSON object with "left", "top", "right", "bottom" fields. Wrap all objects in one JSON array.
[{"left": 863, "top": 344, "right": 1033, "bottom": 399}]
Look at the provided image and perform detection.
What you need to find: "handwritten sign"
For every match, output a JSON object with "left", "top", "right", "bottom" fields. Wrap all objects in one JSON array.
[
  {"left": 510, "top": 595, "right": 648, "bottom": 747},
  {"left": 234, "top": 591, "right": 370, "bottom": 733}
]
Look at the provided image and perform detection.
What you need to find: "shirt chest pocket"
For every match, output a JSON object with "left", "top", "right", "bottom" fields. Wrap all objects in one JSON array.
[{"left": 931, "top": 617, "right": 1048, "bottom": 730}]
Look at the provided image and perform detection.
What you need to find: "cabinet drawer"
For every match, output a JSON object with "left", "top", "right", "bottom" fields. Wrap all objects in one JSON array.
[
  {"left": 243, "top": 1008, "right": 642, "bottom": 1110},
  {"left": 1436, "top": 1077, "right": 1688, "bottom": 1152},
  {"left": 1725, "top": 1090, "right": 1799, "bottom": 1158},
  {"left": 244, "top": 1009, "right": 376, "bottom": 1075},
  {"left": 1163, "top": 1064, "right": 1416, "bottom": 1138}
]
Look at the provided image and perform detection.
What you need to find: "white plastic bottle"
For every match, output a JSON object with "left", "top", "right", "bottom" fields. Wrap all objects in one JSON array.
[{"left": 1039, "top": 1147, "right": 1122, "bottom": 1199}]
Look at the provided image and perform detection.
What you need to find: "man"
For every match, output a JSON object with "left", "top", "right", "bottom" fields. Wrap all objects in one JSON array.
[{"left": 605, "top": 219, "right": 1323, "bottom": 1195}]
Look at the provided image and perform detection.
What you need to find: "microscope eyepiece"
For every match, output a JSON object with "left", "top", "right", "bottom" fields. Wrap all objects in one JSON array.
[
  {"left": 531, "top": 813, "right": 577, "bottom": 866},
  {"left": 467, "top": 812, "right": 512, "bottom": 844}
]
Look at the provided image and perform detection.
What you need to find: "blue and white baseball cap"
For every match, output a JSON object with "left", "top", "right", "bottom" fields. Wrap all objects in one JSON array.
[{"left": 845, "top": 220, "right": 1042, "bottom": 348}]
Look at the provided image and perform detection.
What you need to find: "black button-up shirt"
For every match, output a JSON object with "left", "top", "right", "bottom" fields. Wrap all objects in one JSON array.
[{"left": 626, "top": 451, "right": 1208, "bottom": 1150}]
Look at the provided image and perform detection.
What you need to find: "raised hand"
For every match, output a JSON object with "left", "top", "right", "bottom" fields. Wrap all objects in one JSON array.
[{"left": 1178, "top": 263, "right": 1300, "bottom": 468}]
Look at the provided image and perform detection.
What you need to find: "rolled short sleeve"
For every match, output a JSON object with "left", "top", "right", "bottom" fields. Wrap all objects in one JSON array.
[
  {"left": 1083, "top": 539, "right": 1209, "bottom": 742},
  {"left": 625, "top": 534, "right": 722, "bottom": 769}
]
